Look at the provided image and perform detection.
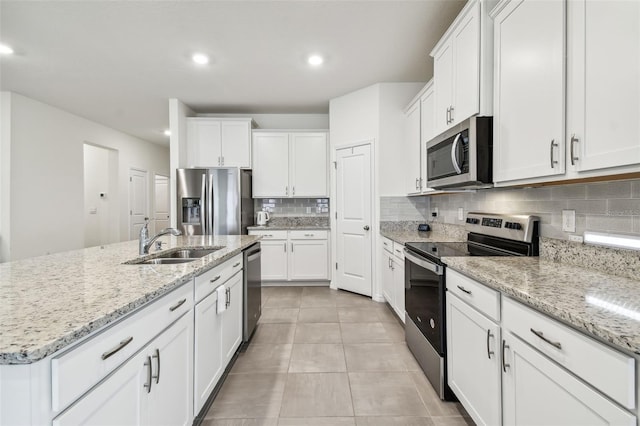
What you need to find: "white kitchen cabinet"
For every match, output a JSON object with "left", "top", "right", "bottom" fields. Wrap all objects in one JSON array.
[
  {"left": 252, "top": 131, "right": 328, "bottom": 198},
  {"left": 221, "top": 272, "right": 243, "bottom": 365},
  {"left": 447, "top": 293, "right": 501, "bottom": 426},
  {"left": 431, "top": 0, "right": 491, "bottom": 135},
  {"left": 381, "top": 249, "right": 394, "bottom": 306},
  {"left": 502, "top": 333, "right": 636, "bottom": 426},
  {"left": 420, "top": 81, "right": 436, "bottom": 192},
  {"left": 405, "top": 99, "right": 422, "bottom": 194},
  {"left": 194, "top": 290, "right": 223, "bottom": 415},
  {"left": 249, "top": 229, "right": 329, "bottom": 282},
  {"left": 380, "top": 236, "right": 405, "bottom": 321},
  {"left": 391, "top": 253, "right": 404, "bottom": 322},
  {"left": 186, "top": 118, "right": 252, "bottom": 168},
  {"left": 567, "top": 0, "right": 640, "bottom": 174},
  {"left": 54, "top": 313, "right": 193, "bottom": 426},
  {"left": 492, "top": 0, "right": 565, "bottom": 184}
]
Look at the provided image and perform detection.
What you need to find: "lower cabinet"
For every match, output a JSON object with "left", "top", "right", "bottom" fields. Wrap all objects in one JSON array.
[
  {"left": 221, "top": 272, "right": 243, "bottom": 365},
  {"left": 502, "top": 334, "right": 635, "bottom": 426},
  {"left": 54, "top": 313, "right": 194, "bottom": 426},
  {"left": 249, "top": 229, "right": 329, "bottom": 281},
  {"left": 380, "top": 236, "right": 405, "bottom": 321}
]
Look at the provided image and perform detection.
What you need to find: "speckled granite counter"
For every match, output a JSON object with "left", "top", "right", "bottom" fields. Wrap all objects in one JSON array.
[
  {"left": 380, "top": 231, "right": 464, "bottom": 244},
  {"left": 443, "top": 256, "right": 640, "bottom": 355},
  {"left": 248, "top": 225, "right": 330, "bottom": 231},
  {"left": 0, "top": 235, "right": 260, "bottom": 364}
]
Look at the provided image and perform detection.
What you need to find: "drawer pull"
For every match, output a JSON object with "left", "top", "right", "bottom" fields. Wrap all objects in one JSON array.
[
  {"left": 210, "top": 275, "right": 222, "bottom": 283},
  {"left": 101, "top": 336, "right": 133, "bottom": 360},
  {"left": 143, "top": 356, "right": 152, "bottom": 393},
  {"left": 486, "top": 330, "right": 494, "bottom": 359},
  {"left": 169, "top": 298, "right": 187, "bottom": 312},
  {"left": 152, "top": 349, "right": 160, "bottom": 384},
  {"left": 304, "top": 233, "right": 315, "bottom": 237},
  {"left": 233, "top": 262, "right": 241, "bottom": 268},
  {"left": 502, "top": 340, "right": 510, "bottom": 372},
  {"left": 530, "top": 328, "right": 562, "bottom": 350},
  {"left": 457, "top": 285, "right": 472, "bottom": 295}
]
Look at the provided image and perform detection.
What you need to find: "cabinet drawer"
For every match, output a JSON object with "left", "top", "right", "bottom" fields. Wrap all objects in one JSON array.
[
  {"left": 51, "top": 281, "right": 194, "bottom": 413},
  {"left": 503, "top": 297, "right": 636, "bottom": 410},
  {"left": 392, "top": 243, "right": 405, "bottom": 261},
  {"left": 381, "top": 236, "right": 394, "bottom": 254},
  {"left": 195, "top": 253, "right": 243, "bottom": 303},
  {"left": 446, "top": 269, "right": 500, "bottom": 321},
  {"left": 289, "top": 230, "right": 328, "bottom": 240},
  {"left": 249, "top": 230, "right": 288, "bottom": 240}
]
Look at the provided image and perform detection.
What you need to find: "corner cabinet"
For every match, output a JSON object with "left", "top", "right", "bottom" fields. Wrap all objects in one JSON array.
[
  {"left": 252, "top": 131, "right": 328, "bottom": 198},
  {"left": 431, "top": 0, "right": 493, "bottom": 136},
  {"left": 186, "top": 118, "right": 252, "bottom": 168}
]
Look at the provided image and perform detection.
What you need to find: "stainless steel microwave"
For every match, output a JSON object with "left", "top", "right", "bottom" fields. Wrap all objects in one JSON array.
[{"left": 426, "top": 116, "right": 493, "bottom": 189}]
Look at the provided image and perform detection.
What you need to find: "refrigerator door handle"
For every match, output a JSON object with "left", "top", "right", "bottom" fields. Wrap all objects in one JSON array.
[
  {"left": 200, "top": 174, "right": 206, "bottom": 233},
  {"left": 208, "top": 173, "right": 214, "bottom": 235}
]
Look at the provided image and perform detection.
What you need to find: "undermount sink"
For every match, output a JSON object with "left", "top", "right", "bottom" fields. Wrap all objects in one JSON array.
[{"left": 125, "top": 247, "right": 223, "bottom": 265}]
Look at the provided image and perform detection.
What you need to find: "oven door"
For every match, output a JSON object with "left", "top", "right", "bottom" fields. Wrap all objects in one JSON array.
[{"left": 404, "top": 249, "right": 445, "bottom": 355}]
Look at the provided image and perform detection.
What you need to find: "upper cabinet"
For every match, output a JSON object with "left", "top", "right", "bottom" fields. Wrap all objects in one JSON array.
[
  {"left": 186, "top": 118, "right": 252, "bottom": 168},
  {"left": 567, "top": 0, "right": 640, "bottom": 173},
  {"left": 492, "top": 0, "right": 565, "bottom": 184},
  {"left": 252, "top": 131, "right": 328, "bottom": 198},
  {"left": 431, "top": 0, "right": 494, "bottom": 136}
]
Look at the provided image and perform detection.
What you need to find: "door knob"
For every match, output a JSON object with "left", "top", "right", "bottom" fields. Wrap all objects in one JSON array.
[{"left": 363, "top": 225, "right": 370, "bottom": 231}]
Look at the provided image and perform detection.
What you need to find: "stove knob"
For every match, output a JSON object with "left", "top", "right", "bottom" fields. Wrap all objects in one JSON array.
[
  {"left": 512, "top": 223, "right": 522, "bottom": 230},
  {"left": 505, "top": 222, "right": 512, "bottom": 229}
]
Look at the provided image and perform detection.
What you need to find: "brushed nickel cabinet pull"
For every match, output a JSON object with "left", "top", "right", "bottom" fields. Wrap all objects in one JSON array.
[
  {"left": 502, "top": 340, "right": 510, "bottom": 372},
  {"left": 169, "top": 298, "right": 186, "bottom": 312},
  {"left": 233, "top": 262, "right": 241, "bottom": 268},
  {"left": 530, "top": 328, "right": 562, "bottom": 350},
  {"left": 210, "top": 275, "right": 222, "bottom": 283},
  {"left": 101, "top": 337, "right": 133, "bottom": 360},
  {"left": 487, "top": 330, "right": 494, "bottom": 359},
  {"left": 550, "top": 139, "right": 558, "bottom": 168},
  {"left": 152, "top": 349, "right": 160, "bottom": 384},
  {"left": 143, "top": 356, "right": 152, "bottom": 393},
  {"left": 457, "top": 285, "right": 472, "bottom": 295},
  {"left": 570, "top": 134, "right": 579, "bottom": 165}
]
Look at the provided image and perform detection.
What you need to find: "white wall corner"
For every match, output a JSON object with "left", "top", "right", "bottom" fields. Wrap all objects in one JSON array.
[
  {"left": 0, "top": 92, "right": 12, "bottom": 262},
  {"left": 168, "top": 98, "right": 195, "bottom": 228}
]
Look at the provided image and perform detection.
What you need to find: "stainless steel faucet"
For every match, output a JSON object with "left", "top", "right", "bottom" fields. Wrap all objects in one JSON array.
[{"left": 139, "top": 218, "right": 182, "bottom": 255}]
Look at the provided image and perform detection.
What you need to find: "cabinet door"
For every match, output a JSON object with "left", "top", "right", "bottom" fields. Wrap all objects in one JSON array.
[
  {"left": 259, "top": 240, "right": 288, "bottom": 281},
  {"left": 452, "top": 1, "right": 480, "bottom": 126},
  {"left": 221, "top": 121, "right": 251, "bottom": 168},
  {"left": 493, "top": 0, "right": 565, "bottom": 183},
  {"left": 147, "top": 313, "right": 193, "bottom": 426},
  {"left": 187, "top": 119, "right": 222, "bottom": 167},
  {"left": 447, "top": 294, "right": 501, "bottom": 426},
  {"left": 53, "top": 350, "right": 147, "bottom": 426},
  {"left": 405, "top": 101, "right": 422, "bottom": 194},
  {"left": 503, "top": 334, "right": 636, "bottom": 426},
  {"left": 420, "top": 83, "right": 435, "bottom": 193},
  {"left": 289, "top": 239, "right": 329, "bottom": 280},
  {"left": 392, "top": 258, "right": 405, "bottom": 322},
  {"left": 194, "top": 291, "right": 223, "bottom": 415},
  {"left": 252, "top": 133, "right": 289, "bottom": 197},
  {"left": 381, "top": 251, "right": 394, "bottom": 306},
  {"left": 569, "top": 0, "right": 640, "bottom": 172},
  {"left": 433, "top": 39, "right": 454, "bottom": 135},
  {"left": 222, "top": 273, "right": 244, "bottom": 365},
  {"left": 290, "top": 133, "right": 328, "bottom": 197}
]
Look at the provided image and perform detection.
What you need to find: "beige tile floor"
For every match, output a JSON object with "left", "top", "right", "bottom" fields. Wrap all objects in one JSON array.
[{"left": 203, "top": 286, "right": 474, "bottom": 426}]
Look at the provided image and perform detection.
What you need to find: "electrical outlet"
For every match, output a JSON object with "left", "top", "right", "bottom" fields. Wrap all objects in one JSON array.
[
  {"left": 569, "top": 235, "right": 584, "bottom": 243},
  {"left": 457, "top": 208, "right": 464, "bottom": 221},
  {"left": 433, "top": 207, "right": 438, "bottom": 217},
  {"left": 562, "top": 210, "right": 576, "bottom": 233}
]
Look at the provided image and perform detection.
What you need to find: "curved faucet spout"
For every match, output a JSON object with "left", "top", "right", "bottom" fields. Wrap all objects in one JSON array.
[{"left": 139, "top": 218, "right": 182, "bottom": 255}]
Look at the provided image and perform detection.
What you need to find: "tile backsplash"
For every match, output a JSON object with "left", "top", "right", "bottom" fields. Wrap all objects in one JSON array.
[
  {"left": 428, "top": 178, "right": 640, "bottom": 240},
  {"left": 254, "top": 198, "right": 329, "bottom": 216},
  {"left": 380, "top": 196, "right": 429, "bottom": 221}
]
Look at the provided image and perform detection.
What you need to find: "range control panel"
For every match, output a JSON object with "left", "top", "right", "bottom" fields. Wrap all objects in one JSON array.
[{"left": 465, "top": 212, "right": 539, "bottom": 243}]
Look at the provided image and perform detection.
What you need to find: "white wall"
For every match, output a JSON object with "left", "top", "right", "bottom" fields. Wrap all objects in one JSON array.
[
  {"left": 168, "top": 98, "right": 194, "bottom": 228},
  {"left": 0, "top": 92, "right": 11, "bottom": 261},
  {"left": 199, "top": 113, "right": 329, "bottom": 130},
  {"left": 1, "top": 92, "right": 170, "bottom": 261}
]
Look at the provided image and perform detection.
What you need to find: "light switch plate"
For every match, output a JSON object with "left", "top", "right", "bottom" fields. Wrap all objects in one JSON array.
[
  {"left": 562, "top": 210, "right": 576, "bottom": 233},
  {"left": 457, "top": 208, "right": 464, "bottom": 221}
]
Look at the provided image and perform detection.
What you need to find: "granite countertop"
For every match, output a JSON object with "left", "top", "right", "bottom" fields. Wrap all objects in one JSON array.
[
  {"left": 443, "top": 256, "right": 640, "bottom": 355},
  {"left": 248, "top": 225, "right": 330, "bottom": 231},
  {"left": 380, "top": 230, "right": 464, "bottom": 245},
  {"left": 0, "top": 235, "right": 260, "bottom": 365}
]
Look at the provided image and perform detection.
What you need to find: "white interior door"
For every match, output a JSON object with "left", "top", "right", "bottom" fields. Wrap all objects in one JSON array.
[
  {"left": 335, "top": 144, "right": 372, "bottom": 297},
  {"left": 154, "top": 174, "right": 170, "bottom": 234},
  {"left": 129, "top": 168, "right": 148, "bottom": 240}
]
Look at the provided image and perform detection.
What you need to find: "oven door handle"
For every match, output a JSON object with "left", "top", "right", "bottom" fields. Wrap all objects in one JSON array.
[
  {"left": 404, "top": 249, "right": 443, "bottom": 276},
  {"left": 450, "top": 133, "right": 463, "bottom": 175}
]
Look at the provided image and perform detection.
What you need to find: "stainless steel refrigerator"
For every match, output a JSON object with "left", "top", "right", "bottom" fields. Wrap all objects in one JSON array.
[{"left": 176, "top": 168, "right": 254, "bottom": 236}]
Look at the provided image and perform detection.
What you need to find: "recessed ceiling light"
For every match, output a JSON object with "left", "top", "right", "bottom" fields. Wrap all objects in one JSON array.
[
  {"left": 0, "top": 44, "right": 14, "bottom": 55},
  {"left": 192, "top": 53, "right": 209, "bottom": 65},
  {"left": 308, "top": 55, "right": 324, "bottom": 66},
  {"left": 163, "top": 129, "right": 171, "bottom": 137}
]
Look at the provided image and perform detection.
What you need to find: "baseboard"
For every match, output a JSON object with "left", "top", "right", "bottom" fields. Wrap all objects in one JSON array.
[{"left": 262, "top": 280, "right": 330, "bottom": 287}]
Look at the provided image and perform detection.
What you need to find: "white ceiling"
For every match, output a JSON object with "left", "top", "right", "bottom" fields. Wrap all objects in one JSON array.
[{"left": 0, "top": 0, "right": 465, "bottom": 145}]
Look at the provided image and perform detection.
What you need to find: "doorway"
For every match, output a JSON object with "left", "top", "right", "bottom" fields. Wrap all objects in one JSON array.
[
  {"left": 83, "top": 144, "right": 118, "bottom": 248},
  {"left": 129, "top": 168, "right": 148, "bottom": 239},
  {"left": 335, "top": 143, "right": 373, "bottom": 297},
  {"left": 154, "top": 174, "right": 170, "bottom": 234}
]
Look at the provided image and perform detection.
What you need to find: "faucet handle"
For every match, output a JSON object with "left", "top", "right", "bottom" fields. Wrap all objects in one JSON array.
[{"left": 155, "top": 240, "right": 164, "bottom": 251}]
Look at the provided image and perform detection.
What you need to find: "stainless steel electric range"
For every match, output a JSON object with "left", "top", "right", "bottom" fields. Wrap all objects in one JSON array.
[{"left": 403, "top": 212, "right": 540, "bottom": 400}]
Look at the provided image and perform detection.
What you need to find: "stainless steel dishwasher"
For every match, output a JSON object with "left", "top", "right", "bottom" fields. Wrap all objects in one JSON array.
[{"left": 243, "top": 242, "right": 261, "bottom": 344}]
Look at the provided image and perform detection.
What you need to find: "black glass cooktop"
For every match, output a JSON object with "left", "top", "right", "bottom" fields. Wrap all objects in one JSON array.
[{"left": 405, "top": 242, "right": 472, "bottom": 260}]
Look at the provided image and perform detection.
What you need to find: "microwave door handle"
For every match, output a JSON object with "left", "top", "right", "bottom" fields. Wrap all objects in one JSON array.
[
  {"left": 451, "top": 133, "right": 463, "bottom": 174},
  {"left": 200, "top": 174, "right": 206, "bottom": 233}
]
